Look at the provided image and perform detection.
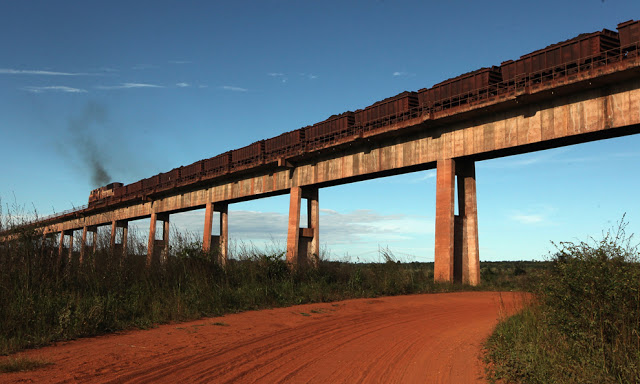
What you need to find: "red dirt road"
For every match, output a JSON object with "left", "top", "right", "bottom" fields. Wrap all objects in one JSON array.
[{"left": 2, "top": 292, "right": 526, "bottom": 383}]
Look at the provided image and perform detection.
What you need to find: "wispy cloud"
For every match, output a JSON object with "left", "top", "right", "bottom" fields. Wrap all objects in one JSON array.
[
  {"left": 169, "top": 60, "right": 192, "bottom": 64},
  {"left": 392, "top": 71, "right": 414, "bottom": 78},
  {"left": 510, "top": 213, "right": 545, "bottom": 224},
  {"left": 268, "top": 72, "right": 288, "bottom": 83},
  {"left": 509, "top": 205, "right": 556, "bottom": 225},
  {"left": 163, "top": 208, "right": 432, "bottom": 245},
  {"left": 96, "top": 83, "right": 164, "bottom": 90},
  {"left": 176, "top": 82, "right": 190, "bottom": 87},
  {"left": 0, "top": 68, "right": 95, "bottom": 76},
  {"left": 613, "top": 151, "right": 640, "bottom": 158},
  {"left": 132, "top": 64, "right": 158, "bottom": 70},
  {"left": 220, "top": 85, "right": 248, "bottom": 92},
  {"left": 410, "top": 170, "right": 436, "bottom": 183},
  {"left": 483, "top": 148, "right": 571, "bottom": 169},
  {"left": 298, "top": 72, "right": 318, "bottom": 80},
  {"left": 22, "top": 86, "right": 88, "bottom": 94}
]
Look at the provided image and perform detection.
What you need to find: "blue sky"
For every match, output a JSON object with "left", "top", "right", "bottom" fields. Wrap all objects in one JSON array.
[{"left": 1, "top": 0, "right": 639, "bottom": 262}]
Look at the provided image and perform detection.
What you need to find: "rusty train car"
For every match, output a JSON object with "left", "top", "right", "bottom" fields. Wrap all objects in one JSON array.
[{"left": 88, "top": 20, "right": 639, "bottom": 209}]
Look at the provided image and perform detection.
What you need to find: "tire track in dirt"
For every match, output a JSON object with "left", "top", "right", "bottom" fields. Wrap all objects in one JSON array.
[{"left": 1, "top": 292, "right": 527, "bottom": 383}]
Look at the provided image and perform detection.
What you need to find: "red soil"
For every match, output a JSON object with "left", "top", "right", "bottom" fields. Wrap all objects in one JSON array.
[{"left": 2, "top": 291, "right": 526, "bottom": 383}]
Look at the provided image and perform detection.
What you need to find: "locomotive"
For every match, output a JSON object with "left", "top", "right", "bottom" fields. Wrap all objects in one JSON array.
[{"left": 89, "top": 20, "right": 640, "bottom": 209}]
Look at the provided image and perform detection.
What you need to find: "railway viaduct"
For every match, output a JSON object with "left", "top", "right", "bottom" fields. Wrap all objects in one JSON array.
[{"left": 4, "top": 57, "right": 640, "bottom": 286}]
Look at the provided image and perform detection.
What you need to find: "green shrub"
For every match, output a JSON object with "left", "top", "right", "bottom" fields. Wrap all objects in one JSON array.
[{"left": 486, "top": 220, "right": 640, "bottom": 383}]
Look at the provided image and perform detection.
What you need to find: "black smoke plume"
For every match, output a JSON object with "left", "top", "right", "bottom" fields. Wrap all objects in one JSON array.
[{"left": 68, "top": 102, "right": 112, "bottom": 187}]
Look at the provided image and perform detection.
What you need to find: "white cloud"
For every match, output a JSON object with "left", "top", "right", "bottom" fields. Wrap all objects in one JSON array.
[
  {"left": 510, "top": 213, "right": 544, "bottom": 224},
  {"left": 0, "top": 68, "right": 94, "bottom": 76},
  {"left": 392, "top": 71, "right": 414, "bottom": 78},
  {"left": 298, "top": 73, "right": 318, "bottom": 80},
  {"left": 132, "top": 64, "right": 157, "bottom": 70},
  {"left": 96, "top": 83, "right": 164, "bottom": 90},
  {"left": 176, "top": 82, "right": 190, "bottom": 87},
  {"left": 509, "top": 206, "right": 556, "bottom": 225},
  {"left": 268, "top": 73, "right": 288, "bottom": 83},
  {"left": 169, "top": 60, "right": 192, "bottom": 64},
  {"left": 165, "top": 208, "right": 433, "bottom": 245},
  {"left": 22, "top": 86, "right": 87, "bottom": 93},
  {"left": 410, "top": 170, "right": 436, "bottom": 183},
  {"left": 220, "top": 85, "right": 248, "bottom": 92},
  {"left": 483, "top": 148, "right": 571, "bottom": 169}
]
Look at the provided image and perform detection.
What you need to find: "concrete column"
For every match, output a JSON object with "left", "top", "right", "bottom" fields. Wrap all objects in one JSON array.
[
  {"left": 203, "top": 202, "right": 214, "bottom": 253},
  {"left": 286, "top": 186, "right": 319, "bottom": 268},
  {"left": 122, "top": 223, "right": 128, "bottom": 258},
  {"left": 110, "top": 220, "right": 128, "bottom": 259},
  {"left": 147, "top": 212, "right": 157, "bottom": 266},
  {"left": 302, "top": 187, "right": 320, "bottom": 268},
  {"left": 203, "top": 202, "right": 228, "bottom": 265},
  {"left": 67, "top": 230, "right": 74, "bottom": 264},
  {"left": 434, "top": 159, "right": 455, "bottom": 282},
  {"left": 56, "top": 230, "right": 73, "bottom": 267},
  {"left": 457, "top": 161, "right": 480, "bottom": 286},
  {"left": 218, "top": 203, "right": 228, "bottom": 266},
  {"left": 110, "top": 221, "right": 118, "bottom": 250},
  {"left": 80, "top": 226, "right": 88, "bottom": 265},
  {"left": 147, "top": 212, "right": 169, "bottom": 266},
  {"left": 80, "top": 226, "right": 98, "bottom": 266},
  {"left": 57, "top": 231, "right": 65, "bottom": 266},
  {"left": 434, "top": 158, "right": 481, "bottom": 286},
  {"left": 286, "top": 186, "right": 302, "bottom": 266}
]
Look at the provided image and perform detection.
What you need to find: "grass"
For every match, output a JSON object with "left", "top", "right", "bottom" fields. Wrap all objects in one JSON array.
[
  {"left": 0, "top": 204, "right": 543, "bottom": 358},
  {"left": 485, "top": 219, "right": 640, "bottom": 384},
  {"left": 0, "top": 356, "right": 53, "bottom": 373}
]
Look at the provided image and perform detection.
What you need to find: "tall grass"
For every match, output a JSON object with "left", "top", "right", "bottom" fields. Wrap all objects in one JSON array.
[
  {"left": 0, "top": 214, "right": 452, "bottom": 355},
  {"left": 0, "top": 202, "right": 542, "bottom": 357},
  {"left": 485, "top": 220, "right": 640, "bottom": 383}
]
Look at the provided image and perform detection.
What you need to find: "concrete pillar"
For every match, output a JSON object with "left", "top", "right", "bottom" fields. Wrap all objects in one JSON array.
[
  {"left": 80, "top": 226, "right": 88, "bottom": 265},
  {"left": 80, "top": 226, "right": 97, "bottom": 265},
  {"left": 218, "top": 204, "right": 228, "bottom": 266},
  {"left": 147, "top": 212, "right": 169, "bottom": 266},
  {"left": 203, "top": 202, "right": 229, "bottom": 266},
  {"left": 57, "top": 231, "right": 65, "bottom": 266},
  {"left": 434, "top": 158, "right": 480, "bottom": 286},
  {"left": 110, "top": 220, "right": 128, "bottom": 259},
  {"left": 287, "top": 187, "right": 302, "bottom": 266},
  {"left": 203, "top": 202, "right": 213, "bottom": 253},
  {"left": 56, "top": 230, "right": 74, "bottom": 267},
  {"left": 286, "top": 186, "right": 319, "bottom": 268},
  {"left": 457, "top": 161, "right": 480, "bottom": 286},
  {"left": 67, "top": 230, "right": 74, "bottom": 264},
  {"left": 434, "top": 159, "right": 455, "bottom": 282},
  {"left": 302, "top": 187, "right": 320, "bottom": 268}
]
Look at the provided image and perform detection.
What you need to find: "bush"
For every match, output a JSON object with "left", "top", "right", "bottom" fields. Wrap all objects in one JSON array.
[{"left": 485, "top": 220, "right": 640, "bottom": 383}]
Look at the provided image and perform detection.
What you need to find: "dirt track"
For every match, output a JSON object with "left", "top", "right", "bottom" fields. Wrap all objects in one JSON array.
[{"left": 2, "top": 292, "right": 525, "bottom": 383}]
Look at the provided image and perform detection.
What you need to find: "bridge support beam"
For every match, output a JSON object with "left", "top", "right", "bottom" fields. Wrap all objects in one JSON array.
[
  {"left": 286, "top": 186, "right": 319, "bottom": 268},
  {"left": 203, "top": 202, "right": 229, "bottom": 266},
  {"left": 434, "top": 159, "right": 480, "bottom": 285},
  {"left": 147, "top": 212, "right": 169, "bottom": 266},
  {"left": 110, "top": 220, "right": 128, "bottom": 260},
  {"left": 80, "top": 225, "right": 98, "bottom": 266},
  {"left": 57, "top": 230, "right": 73, "bottom": 267}
]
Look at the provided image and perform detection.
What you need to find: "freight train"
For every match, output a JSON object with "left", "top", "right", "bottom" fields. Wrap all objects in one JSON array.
[{"left": 88, "top": 19, "right": 640, "bottom": 209}]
